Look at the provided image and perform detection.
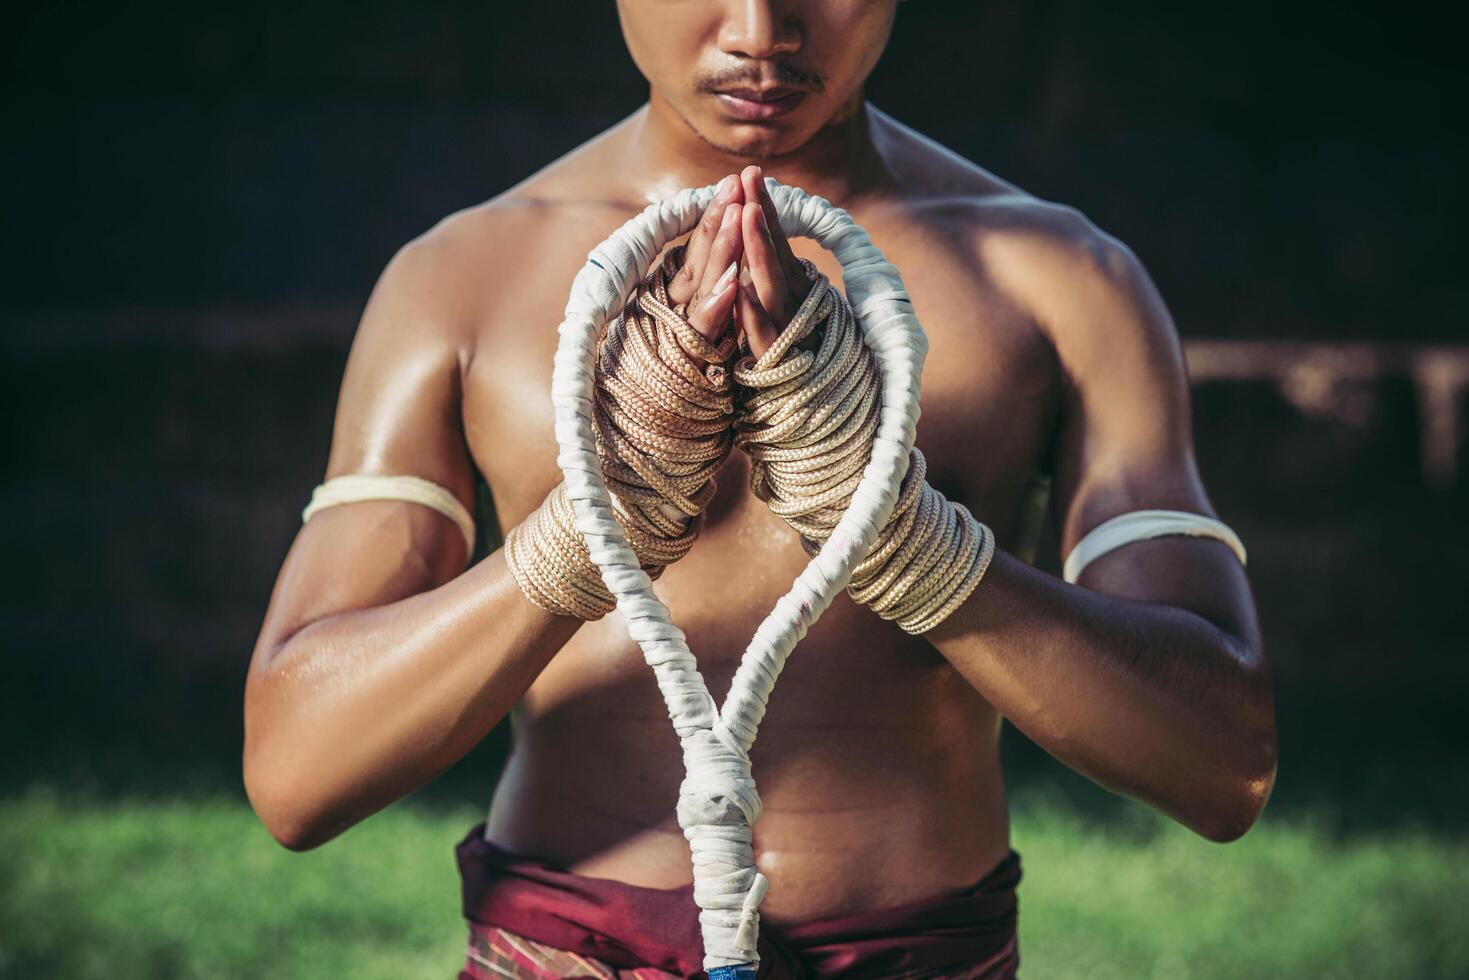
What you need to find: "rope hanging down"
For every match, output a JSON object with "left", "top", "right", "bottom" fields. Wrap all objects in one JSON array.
[
  {"left": 534, "top": 177, "right": 927, "bottom": 977},
  {"left": 734, "top": 260, "right": 997, "bottom": 635}
]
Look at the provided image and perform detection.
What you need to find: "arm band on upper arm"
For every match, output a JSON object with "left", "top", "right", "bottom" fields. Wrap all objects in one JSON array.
[
  {"left": 1062, "top": 509, "right": 1247, "bottom": 585},
  {"left": 301, "top": 473, "right": 476, "bottom": 560}
]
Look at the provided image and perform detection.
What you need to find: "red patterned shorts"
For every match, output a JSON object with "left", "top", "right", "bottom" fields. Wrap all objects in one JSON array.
[{"left": 459, "top": 921, "right": 1020, "bottom": 980}]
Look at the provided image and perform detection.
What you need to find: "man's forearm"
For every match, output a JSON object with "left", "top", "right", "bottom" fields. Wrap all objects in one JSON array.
[
  {"left": 243, "top": 548, "right": 579, "bottom": 851},
  {"left": 925, "top": 547, "right": 1277, "bottom": 841}
]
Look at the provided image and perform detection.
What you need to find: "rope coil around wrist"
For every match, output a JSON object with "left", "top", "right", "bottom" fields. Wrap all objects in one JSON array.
[
  {"left": 734, "top": 260, "right": 997, "bottom": 635},
  {"left": 547, "top": 177, "right": 926, "bottom": 977},
  {"left": 505, "top": 243, "right": 737, "bottom": 621}
]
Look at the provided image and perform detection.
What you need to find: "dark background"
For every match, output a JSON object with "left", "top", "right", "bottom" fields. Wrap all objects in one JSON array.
[{"left": 3, "top": 0, "right": 1465, "bottom": 832}]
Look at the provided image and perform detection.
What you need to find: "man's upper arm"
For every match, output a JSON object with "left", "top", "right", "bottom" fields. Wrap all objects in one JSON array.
[
  {"left": 1008, "top": 205, "right": 1260, "bottom": 648},
  {"left": 256, "top": 232, "right": 479, "bottom": 654}
]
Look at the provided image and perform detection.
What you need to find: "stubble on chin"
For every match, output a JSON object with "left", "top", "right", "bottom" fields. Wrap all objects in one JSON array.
[{"left": 678, "top": 103, "right": 815, "bottom": 160}]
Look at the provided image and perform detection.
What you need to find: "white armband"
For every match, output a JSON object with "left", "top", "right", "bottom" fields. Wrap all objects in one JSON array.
[
  {"left": 302, "top": 473, "right": 476, "bottom": 559},
  {"left": 1063, "top": 509, "right": 1246, "bottom": 584}
]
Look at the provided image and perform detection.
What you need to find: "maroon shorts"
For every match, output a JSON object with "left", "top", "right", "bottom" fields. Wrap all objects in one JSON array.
[{"left": 455, "top": 821, "right": 1023, "bottom": 980}]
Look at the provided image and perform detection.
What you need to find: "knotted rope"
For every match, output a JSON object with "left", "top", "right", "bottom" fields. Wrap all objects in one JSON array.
[
  {"left": 541, "top": 177, "right": 926, "bottom": 977},
  {"left": 505, "top": 244, "right": 737, "bottom": 620},
  {"left": 735, "top": 261, "right": 997, "bottom": 635}
]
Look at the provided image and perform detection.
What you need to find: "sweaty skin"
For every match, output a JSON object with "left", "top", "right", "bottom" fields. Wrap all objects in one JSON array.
[{"left": 244, "top": 0, "right": 1277, "bottom": 928}]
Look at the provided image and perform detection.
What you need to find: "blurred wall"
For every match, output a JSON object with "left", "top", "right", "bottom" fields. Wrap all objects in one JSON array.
[
  {"left": 5, "top": 1, "right": 1462, "bottom": 337},
  {"left": 3, "top": 1, "right": 1465, "bottom": 826}
]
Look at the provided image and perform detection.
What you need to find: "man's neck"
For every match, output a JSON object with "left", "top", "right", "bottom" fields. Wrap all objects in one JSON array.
[{"left": 617, "top": 88, "right": 891, "bottom": 208}]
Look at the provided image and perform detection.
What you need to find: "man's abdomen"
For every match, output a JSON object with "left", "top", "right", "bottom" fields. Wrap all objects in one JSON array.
[{"left": 483, "top": 532, "right": 1014, "bottom": 926}]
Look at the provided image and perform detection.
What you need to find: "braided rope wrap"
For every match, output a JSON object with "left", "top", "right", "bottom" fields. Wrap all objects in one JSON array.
[
  {"left": 734, "top": 263, "right": 998, "bottom": 634},
  {"left": 551, "top": 177, "right": 926, "bottom": 971},
  {"left": 506, "top": 245, "right": 738, "bottom": 620}
]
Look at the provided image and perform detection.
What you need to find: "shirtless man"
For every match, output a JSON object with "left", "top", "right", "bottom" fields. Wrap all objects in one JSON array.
[{"left": 244, "top": 2, "right": 1277, "bottom": 976}]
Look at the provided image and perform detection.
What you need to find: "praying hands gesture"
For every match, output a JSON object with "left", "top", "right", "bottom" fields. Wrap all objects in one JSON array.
[
  {"left": 667, "top": 166, "right": 996, "bottom": 636},
  {"left": 664, "top": 165, "right": 815, "bottom": 356},
  {"left": 509, "top": 163, "right": 981, "bottom": 630}
]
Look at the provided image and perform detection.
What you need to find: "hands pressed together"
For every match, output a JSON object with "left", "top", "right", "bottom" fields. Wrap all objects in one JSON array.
[
  {"left": 662, "top": 165, "right": 816, "bottom": 359},
  {"left": 506, "top": 165, "right": 995, "bottom": 633}
]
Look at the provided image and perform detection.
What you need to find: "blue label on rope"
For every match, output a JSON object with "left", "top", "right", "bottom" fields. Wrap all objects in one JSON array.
[{"left": 707, "top": 964, "right": 758, "bottom": 980}]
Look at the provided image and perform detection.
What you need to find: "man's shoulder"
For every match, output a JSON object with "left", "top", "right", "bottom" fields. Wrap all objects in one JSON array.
[
  {"left": 395, "top": 183, "right": 601, "bottom": 285},
  {"left": 878, "top": 114, "right": 1167, "bottom": 371},
  {"left": 964, "top": 191, "right": 1147, "bottom": 340},
  {"left": 877, "top": 109, "right": 1142, "bottom": 300},
  {"left": 379, "top": 168, "right": 642, "bottom": 341}
]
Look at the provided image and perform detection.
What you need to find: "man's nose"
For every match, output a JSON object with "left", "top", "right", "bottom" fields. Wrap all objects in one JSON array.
[{"left": 717, "top": 0, "right": 802, "bottom": 60}]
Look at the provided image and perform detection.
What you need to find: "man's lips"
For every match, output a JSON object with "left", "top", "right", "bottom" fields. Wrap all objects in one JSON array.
[{"left": 712, "top": 88, "right": 806, "bottom": 120}]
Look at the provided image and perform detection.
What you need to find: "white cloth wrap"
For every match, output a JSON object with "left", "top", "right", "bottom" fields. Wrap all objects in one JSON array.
[
  {"left": 551, "top": 177, "right": 927, "bottom": 970},
  {"left": 301, "top": 473, "right": 476, "bottom": 559},
  {"left": 1062, "top": 508, "right": 1248, "bottom": 584}
]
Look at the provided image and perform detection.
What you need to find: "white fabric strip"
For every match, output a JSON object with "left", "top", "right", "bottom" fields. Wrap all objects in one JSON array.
[
  {"left": 552, "top": 176, "right": 926, "bottom": 971},
  {"left": 1062, "top": 508, "right": 1247, "bottom": 584},
  {"left": 301, "top": 473, "right": 476, "bottom": 559}
]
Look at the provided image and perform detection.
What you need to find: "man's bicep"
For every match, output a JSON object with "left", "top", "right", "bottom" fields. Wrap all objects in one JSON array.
[
  {"left": 1045, "top": 230, "right": 1256, "bottom": 641},
  {"left": 260, "top": 239, "right": 478, "bottom": 651},
  {"left": 323, "top": 239, "right": 476, "bottom": 508}
]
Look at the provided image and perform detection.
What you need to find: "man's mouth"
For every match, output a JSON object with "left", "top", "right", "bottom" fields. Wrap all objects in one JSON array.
[{"left": 712, "top": 86, "right": 806, "bottom": 121}]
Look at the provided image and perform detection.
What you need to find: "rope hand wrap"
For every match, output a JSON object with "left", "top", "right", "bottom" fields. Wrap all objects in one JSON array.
[
  {"left": 551, "top": 177, "right": 927, "bottom": 972},
  {"left": 506, "top": 245, "right": 737, "bottom": 620},
  {"left": 735, "top": 262, "right": 997, "bottom": 635}
]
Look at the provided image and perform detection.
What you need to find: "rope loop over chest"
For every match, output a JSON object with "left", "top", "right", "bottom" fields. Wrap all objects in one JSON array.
[{"left": 551, "top": 177, "right": 928, "bottom": 972}]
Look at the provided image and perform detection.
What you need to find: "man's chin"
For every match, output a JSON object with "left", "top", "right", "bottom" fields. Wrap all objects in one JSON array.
[
  {"left": 695, "top": 115, "right": 805, "bottom": 159},
  {"left": 662, "top": 95, "right": 807, "bottom": 159}
]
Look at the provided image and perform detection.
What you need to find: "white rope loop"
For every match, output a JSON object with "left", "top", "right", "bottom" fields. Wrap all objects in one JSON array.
[{"left": 551, "top": 177, "right": 927, "bottom": 971}]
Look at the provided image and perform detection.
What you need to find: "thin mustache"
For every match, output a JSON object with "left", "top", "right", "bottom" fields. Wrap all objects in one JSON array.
[{"left": 702, "top": 69, "right": 823, "bottom": 93}]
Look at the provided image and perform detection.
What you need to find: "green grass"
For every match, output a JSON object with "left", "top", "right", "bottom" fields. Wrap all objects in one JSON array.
[
  {"left": 1, "top": 786, "right": 1464, "bottom": 980},
  {"left": 1008, "top": 789, "right": 1469, "bottom": 979}
]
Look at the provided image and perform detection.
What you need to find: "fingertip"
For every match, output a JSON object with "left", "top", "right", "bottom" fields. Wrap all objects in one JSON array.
[
  {"left": 746, "top": 203, "right": 775, "bottom": 261},
  {"left": 741, "top": 165, "right": 762, "bottom": 198}
]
